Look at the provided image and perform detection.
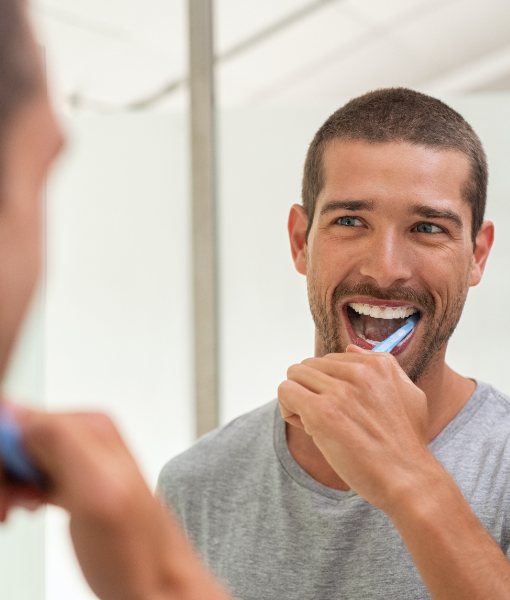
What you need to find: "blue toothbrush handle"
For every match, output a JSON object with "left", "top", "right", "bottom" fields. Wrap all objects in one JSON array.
[
  {"left": 372, "top": 314, "right": 419, "bottom": 353},
  {"left": 0, "top": 412, "right": 46, "bottom": 488}
]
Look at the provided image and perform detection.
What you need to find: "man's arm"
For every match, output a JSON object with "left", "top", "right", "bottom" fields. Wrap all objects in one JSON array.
[
  {"left": 278, "top": 347, "right": 510, "bottom": 599},
  {"left": 389, "top": 459, "right": 510, "bottom": 599},
  {"left": 0, "top": 407, "right": 230, "bottom": 600}
]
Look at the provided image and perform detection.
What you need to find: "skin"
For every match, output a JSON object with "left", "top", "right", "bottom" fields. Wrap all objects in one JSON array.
[
  {"left": 6, "top": 407, "right": 229, "bottom": 600},
  {"left": 0, "top": 89, "right": 62, "bottom": 380},
  {"left": 278, "top": 139, "right": 510, "bottom": 597},
  {"left": 0, "top": 25, "right": 229, "bottom": 600}
]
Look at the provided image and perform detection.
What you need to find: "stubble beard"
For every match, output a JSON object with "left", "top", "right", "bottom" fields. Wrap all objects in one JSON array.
[{"left": 307, "top": 274, "right": 469, "bottom": 384}]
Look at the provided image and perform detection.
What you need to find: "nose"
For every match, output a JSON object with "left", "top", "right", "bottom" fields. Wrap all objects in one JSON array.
[{"left": 358, "top": 230, "right": 413, "bottom": 288}]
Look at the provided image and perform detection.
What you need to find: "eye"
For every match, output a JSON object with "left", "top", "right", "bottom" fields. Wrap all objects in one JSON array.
[
  {"left": 336, "top": 216, "right": 363, "bottom": 227},
  {"left": 414, "top": 222, "right": 444, "bottom": 234}
]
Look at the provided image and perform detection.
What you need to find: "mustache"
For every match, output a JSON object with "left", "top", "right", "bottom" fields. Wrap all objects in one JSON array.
[{"left": 332, "top": 282, "right": 435, "bottom": 313}]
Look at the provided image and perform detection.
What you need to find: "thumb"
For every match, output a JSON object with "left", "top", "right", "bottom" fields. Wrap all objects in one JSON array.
[{"left": 346, "top": 344, "right": 371, "bottom": 355}]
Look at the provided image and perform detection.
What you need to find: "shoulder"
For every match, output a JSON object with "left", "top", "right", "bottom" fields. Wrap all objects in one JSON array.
[
  {"left": 157, "top": 400, "right": 277, "bottom": 502},
  {"left": 434, "top": 380, "right": 510, "bottom": 463},
  {"left": 454, "top": 381, "right": 510, "bottom": 466},
  {"left": 473, "top": 381, "right": 510, "bottom": 431}
]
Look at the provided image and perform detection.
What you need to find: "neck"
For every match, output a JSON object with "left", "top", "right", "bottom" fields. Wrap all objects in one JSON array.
[{"left": 285, "top": 345, "right": 476, "bottom": 492}]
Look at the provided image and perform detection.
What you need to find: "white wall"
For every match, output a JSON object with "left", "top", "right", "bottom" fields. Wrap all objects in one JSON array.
[
  {"left": 445, "top": 96, "right": 510, "bottom": 382},
  {"left": 218, "top": 109, "right": 318, "bottom": 422}
]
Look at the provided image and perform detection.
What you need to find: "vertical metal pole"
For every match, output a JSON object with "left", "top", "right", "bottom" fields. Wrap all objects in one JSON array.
[{"left": 188, "top": 0, "right": 219, "bottom": 437}]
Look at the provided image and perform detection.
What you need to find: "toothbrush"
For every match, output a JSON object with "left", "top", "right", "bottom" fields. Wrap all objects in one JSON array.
[{"left": 371, "top": 314, "right": 420, "bottom": 353}]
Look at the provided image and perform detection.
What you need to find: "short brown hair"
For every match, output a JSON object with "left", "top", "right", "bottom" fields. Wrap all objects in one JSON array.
[
  {"left": 302, "top": 88, "right": 487, "bottom": 241},
  {"left": 0, "top": 0, "right": 40, "bottom": 141}
]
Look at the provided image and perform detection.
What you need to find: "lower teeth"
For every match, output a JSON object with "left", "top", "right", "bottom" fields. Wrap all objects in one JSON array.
[
  {"left": 347, "top": 306, "right": 408, "bottom": 344},
  {"left": 358, "top": 333, "right": 379, "bottom": 345}
]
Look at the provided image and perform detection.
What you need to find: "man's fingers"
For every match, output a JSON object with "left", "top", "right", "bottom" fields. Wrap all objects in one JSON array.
[
  {"left": 278, "top": 379, "right": 315, "bottom": 421},
  {"left": 286, "top": 363, "right": 334, "bottom": 394},
  {"left": 0, "top": 481, "right": 46, "bottom": 520},
  {"left": 284, "top": 414, "right": 305, "bottom": 430},
  {"left": 317, "top": 348, "right": 402, "bottom": 382},
  {"left": 301, "top": 356, "right": 363, "bottom": 380},
  {"left": 345, "top": 344, "right": 370, "bottom": 354},
  {"left": 300, "top": 354, "right": 382, "bottom": 387}
]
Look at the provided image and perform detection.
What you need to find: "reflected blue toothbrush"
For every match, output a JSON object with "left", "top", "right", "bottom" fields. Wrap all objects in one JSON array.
[
  {"left": 372, "top": 314, "right": 420, "bottom": 353},
  {"left": 0, "top": 408, "right": 46, "bottom": 488}
]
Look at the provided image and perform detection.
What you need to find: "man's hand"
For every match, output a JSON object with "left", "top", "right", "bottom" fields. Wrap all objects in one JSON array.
[
  {"left": 0, "top": 405, "right": 230, "bottom": 600},
  {"left": 278, "top": 345, "right": 431, "bottom": 512},
  {"left": 280, "top": 350, "right": 510, "bottom": 598}
]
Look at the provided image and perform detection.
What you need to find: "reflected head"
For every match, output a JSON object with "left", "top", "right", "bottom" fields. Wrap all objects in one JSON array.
[{"left": 0, "top": 0, "right": 40, "bottom": 157}]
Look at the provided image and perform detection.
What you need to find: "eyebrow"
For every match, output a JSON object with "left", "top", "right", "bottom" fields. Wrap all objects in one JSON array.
[
  {"left": 319, "top": 199, "right": 464, "bottom": 229},
  {"left": 409, "top": 204, "right": 463, "bottom": 229},
  {"left": 319, "top": 200, "right": 374, "bottom": 216}
]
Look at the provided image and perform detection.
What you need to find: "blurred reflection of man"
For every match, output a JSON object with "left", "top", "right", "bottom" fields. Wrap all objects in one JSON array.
[
  {"left": 159, "top": 88, "right": 510, "bottom": 598},
  {"left": 0, "top": 2, "right": 229, "bottom": 599}
]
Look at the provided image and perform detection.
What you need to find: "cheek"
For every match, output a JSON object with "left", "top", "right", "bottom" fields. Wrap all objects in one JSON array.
[
  {"left": 423, "top": 259, "right": 471, "bottom": 316},
  {"left": 308, "top": 240, "right": 356, "bottom": 280},
  {"left": 307, "top": 261, "right": 347, "bottom": 305}
]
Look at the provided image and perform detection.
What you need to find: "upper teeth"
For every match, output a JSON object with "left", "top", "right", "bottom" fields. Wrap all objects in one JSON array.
[{"left": 348, "top": 303, "right": 418, "bottom": 319}]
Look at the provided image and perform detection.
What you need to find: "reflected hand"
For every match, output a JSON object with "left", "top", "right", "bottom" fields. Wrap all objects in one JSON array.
[{"left": 0, "top": 403, "right": 230, "bottom": 600}]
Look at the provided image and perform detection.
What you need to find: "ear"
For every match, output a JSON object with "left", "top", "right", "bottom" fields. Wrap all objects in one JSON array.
[
  {"left": 288, "top": 204, "right": 309, "bottom": 275},
  {"left": 469, "top": 220, "right": 494, "bottom": 287}
]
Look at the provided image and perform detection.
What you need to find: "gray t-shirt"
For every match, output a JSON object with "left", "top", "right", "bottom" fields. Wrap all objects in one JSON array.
[{"left": 158, "top": 381, "right": 510, "bottom": 599}]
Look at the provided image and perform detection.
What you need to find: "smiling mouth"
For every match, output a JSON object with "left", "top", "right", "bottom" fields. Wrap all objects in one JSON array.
[{"left": 345, "top": 302, "right": 420, "bottom": 346}]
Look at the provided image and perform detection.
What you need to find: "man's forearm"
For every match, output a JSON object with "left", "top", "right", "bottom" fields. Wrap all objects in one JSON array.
[{"left": 388, "top": 457, "right": 510, "bottom": 599}]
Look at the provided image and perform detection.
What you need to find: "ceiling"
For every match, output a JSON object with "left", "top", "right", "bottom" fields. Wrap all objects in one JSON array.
[{"left": 31, "top": 0, "right": 510, "bottom": 112}]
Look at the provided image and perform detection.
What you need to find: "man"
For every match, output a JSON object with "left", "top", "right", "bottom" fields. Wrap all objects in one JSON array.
[
  {"left": 158, "top": 89, "right": 510, "bottom": 598},
  {"left": 0, "top": 2, "right": 229, "bottom": 599}
]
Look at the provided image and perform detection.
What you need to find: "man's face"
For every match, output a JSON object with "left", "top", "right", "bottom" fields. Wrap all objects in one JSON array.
[
  {"left": 0, "top": 87, "right": 63, "bottom": 379},
  {"left": 289, "top": 139, "right": 493, "bottom": 383}
]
